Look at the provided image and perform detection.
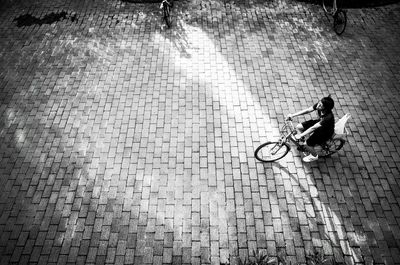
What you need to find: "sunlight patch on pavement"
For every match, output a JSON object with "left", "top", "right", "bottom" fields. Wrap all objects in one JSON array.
[
  {"left": 155, "top": 24, "right": 277, "bottom": 142},
  {"left": 1, "top": 108, "right": 27, "bottom": 150},
  {"left": 154, "top": 25, "right": 279, "bottom": 261}
]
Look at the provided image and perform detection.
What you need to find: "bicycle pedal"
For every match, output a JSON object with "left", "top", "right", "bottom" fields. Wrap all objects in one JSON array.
[{"left": 297, "top": 145, "right": 306, "bottom": 152}]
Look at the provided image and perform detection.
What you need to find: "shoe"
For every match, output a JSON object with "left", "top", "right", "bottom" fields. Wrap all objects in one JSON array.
[{"left": 303, "top": 154, "right": 319, "bottom": 163}]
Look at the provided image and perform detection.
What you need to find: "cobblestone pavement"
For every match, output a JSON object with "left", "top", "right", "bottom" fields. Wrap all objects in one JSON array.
[{"left": 1, "top": 0, "right": 400, "bottom": 264}]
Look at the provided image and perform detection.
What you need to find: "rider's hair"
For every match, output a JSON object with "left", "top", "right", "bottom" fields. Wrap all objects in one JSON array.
[{"left": 321, "top": 95, "right": 334, "bottom": 111}]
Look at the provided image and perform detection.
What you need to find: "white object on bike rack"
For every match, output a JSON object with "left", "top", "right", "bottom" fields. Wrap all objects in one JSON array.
[{"left": 334, "top": 113, "right": 351, "bottom": 136}]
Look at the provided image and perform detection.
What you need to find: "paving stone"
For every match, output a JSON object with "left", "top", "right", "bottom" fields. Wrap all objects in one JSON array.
[{"left": 1, "top": 0, "right": 400, "bottom": 263}]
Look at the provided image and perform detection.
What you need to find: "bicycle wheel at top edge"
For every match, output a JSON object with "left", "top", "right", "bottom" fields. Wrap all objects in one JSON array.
[{"left": 254, "top": 142, "right": 290, "bottom": 162}]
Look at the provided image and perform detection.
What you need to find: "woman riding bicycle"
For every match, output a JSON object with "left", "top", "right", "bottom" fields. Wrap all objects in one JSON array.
[{"left": 286, "top": 96, "right": 335, "bottom": 162}]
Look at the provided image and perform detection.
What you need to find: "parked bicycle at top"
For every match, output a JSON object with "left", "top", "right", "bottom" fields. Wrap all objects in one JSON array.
[
  {"left": 322, "top": 0, "right": 347, "bottom": 35},
  {"left": 160, "top": 0, "right": 173, "bottom": 28}
]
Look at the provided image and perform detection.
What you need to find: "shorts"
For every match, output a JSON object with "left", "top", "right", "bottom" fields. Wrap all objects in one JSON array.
[{"left": 302, "top": 119, "right": 333, "bottom": 146}]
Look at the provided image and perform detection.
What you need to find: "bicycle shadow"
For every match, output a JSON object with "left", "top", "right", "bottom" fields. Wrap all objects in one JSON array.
[
  {"left": 261, "top": 161, "right": 351, "bottom": 263},
  {"left": 159, "top": 22, "right": 192, "bottom": 59},
  {"left": 156, "top": 1, "right": 203, "bottom": 59}
]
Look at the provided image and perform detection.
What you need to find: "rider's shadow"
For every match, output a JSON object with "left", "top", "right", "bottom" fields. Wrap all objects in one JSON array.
[{"left": 262, "top": 162, "right": 349, "bottom": 262}]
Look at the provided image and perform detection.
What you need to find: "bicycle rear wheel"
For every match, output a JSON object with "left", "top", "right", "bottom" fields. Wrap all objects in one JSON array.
[
  {"left": 333, "top": 10, "right": 347, "bottom": 35},
  {"left": 254, "top": 142, "right": 290, "bottom": 162},
  {"left": 320, "top": 138, "right": 345, "bottom": 157}
]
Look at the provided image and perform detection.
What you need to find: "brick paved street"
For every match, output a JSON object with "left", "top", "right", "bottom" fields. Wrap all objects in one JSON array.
[{"left": 0, "top": 0, "right": 399, "bottom": 264}]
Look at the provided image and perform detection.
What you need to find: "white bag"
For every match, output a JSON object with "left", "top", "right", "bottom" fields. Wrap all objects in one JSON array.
[{"left": 334, "top": 113, "right": 351, "bottom": 136}]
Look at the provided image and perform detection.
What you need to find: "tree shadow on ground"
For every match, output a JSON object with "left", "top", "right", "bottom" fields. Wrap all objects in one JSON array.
[{"left": 13, "top": 11, "right": 77, "bottom": 27}]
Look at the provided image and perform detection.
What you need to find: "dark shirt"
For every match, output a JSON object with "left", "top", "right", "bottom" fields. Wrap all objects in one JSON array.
[{"left": 313, "top": 103, "right": 335, "bottom": 136}]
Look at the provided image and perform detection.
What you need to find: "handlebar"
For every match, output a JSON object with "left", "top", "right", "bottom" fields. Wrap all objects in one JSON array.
[
  {"left": 281, "top": 118, "right": 303, "bottom": 143},
  {"left": 284, "top": 118, "right": 295, "bottom": 131}
]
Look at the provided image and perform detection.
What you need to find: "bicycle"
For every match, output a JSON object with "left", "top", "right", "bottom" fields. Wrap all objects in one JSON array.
[
  {"left": 322, "top": 0, "right": 347, "bottom": 35},
  {"left": 160, "top": 0, "right": 173, "bottom": 28},
  {"left": 254, "top": 113, "right": 351, "bottom": 162}
]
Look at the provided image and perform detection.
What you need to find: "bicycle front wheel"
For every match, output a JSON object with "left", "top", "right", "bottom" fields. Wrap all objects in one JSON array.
[
  {"left": 254, "top": 142, "right": 290, "bottom": 162},
  {"left": 333, "top": 10, "right": 347, "bottom": 35},
  {"left": 322, "top": 138, "right": 345, "bottom": 157}
]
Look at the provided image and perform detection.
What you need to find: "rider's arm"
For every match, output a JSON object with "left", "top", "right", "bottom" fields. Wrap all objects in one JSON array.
[{"left": 286, "top": 106, "right": 314, "bottom": 120}]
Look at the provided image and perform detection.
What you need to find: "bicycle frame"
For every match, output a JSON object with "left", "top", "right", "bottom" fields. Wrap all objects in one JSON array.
[{"left": 277, "top": 120, "right": 302, "bottom": 147}]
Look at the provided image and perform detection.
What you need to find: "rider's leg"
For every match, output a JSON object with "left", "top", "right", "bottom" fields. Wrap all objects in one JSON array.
[
  {"left": 295, "top": 124, "right": 306, "bottom": 151},
  {"left": 302, "top": 144, "right": 318, "bottom": 162},
  {"left": 302, "top": 130, "right": 332, "bottom": 162},
  {"left": 295, "top": 123, "right": 304, "bottom": 134},
  {"left": 302, "top": 135, "right": 320, "bottom": 162},
  {"left": 296, "top": 120, "right": 318, "bottom": 143},
  {"left": 299, "top": 120, "right": 319, "bottom": 135},
  {"left": 295, "top": 120, "right": 320, "bottom": 154},
  {"left": 303, "top": 144, "right": 317, "bottom": 157}
]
